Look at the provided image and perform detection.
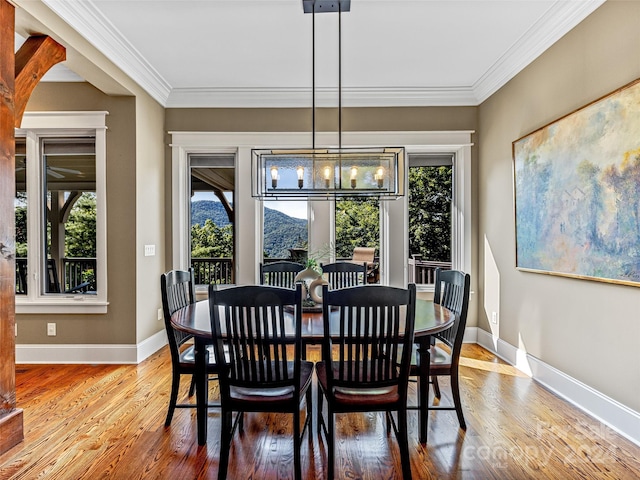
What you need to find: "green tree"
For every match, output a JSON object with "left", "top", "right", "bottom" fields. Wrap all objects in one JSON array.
[
  {"left": 191, "top": 219, "right": 233, "bottom": 258},
  {"left": 408, "top": 166, "right": 452, "bottom": 262},
  {"left": 65, "top": 193, "right": 97, "bottom": 257},
  {"left": 15, "top": 204, "right": 27, "bottom": 257},
  {"left": 335, "top": 197, "right": 379, "bottom": 258}
]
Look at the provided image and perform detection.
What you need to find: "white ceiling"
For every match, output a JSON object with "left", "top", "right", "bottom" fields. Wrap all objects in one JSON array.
[{"left": 33, "top": 0, "right": 604, "bottom": 108}]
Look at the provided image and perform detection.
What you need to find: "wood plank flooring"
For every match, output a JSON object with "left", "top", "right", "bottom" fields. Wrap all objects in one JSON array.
[{"left": 1, "top": 344, "right": 639, "bottom": 479}]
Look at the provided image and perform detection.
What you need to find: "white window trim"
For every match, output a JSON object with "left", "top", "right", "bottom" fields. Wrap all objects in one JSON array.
[
  {"left": 170, "top": 131, "right": 473, "bottom": 287},
  {"left": 15, "top": 111, "right": 109, "bottom": 314}
]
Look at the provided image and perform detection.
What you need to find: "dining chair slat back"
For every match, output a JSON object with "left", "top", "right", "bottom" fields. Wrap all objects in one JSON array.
[
  {"left": 321, "top": 261, "right": 367, "bottom": 289},
  {"left": 316, "top": 283, "right": 417, "bottom": 480},
  {"left": 260, "top": 261, "right": 305, "bottom": 289},
  {"left": 208, "top": 284, "right": 312, "bottom": 480},
  {"left": 433, "top": 268, "right": 470, "bottom": 358}
]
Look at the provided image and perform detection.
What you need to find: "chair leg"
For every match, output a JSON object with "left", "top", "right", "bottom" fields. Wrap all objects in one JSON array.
[
  {"left": 306, "top": 385, "right": 313, "bottom": 436},
  {"left": 294, "top": 410, "right": 302, "bottom": 480},
  {"left": 451, "top": 370, "right": 466, "bottom": 430},
  {"left": 164, "top": 370, "right": 180, "bottom": 427},
  {"left": 397, "top": 408, "right": 412, "bottom": 480},
  {"left": 432, "top": 375, "right": 441, "bottom": 399},
  {"left": 218, "top": 410, "right": 233, "bottom": 480},
  {"left": 327, "top": 408, "right": 335, "bottom": 480},
  {"left": 317, "top": 385, "right": 324, "bottom": 436},
  {"left": 188, "top": 373, "right": 196, "bottom": 397}
]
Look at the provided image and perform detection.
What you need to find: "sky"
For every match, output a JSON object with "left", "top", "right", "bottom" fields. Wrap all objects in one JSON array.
[{"left": 191, "top": 192, "right": 307, "bottom": 219}]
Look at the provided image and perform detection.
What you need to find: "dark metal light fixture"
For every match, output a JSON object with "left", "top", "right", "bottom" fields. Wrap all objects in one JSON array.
[
  {"left": 302, "top": 0, "right": 350, "bottom": 13},
  {"left": 252, "top": 0, "right": 405, "bottom": 200}
]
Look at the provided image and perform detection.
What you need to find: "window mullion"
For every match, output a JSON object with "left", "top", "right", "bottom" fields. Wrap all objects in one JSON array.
[{"left": 24, "top": 131, "right": 42, "bottom": 300}]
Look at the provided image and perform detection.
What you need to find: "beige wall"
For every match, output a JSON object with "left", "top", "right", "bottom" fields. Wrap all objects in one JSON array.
[
  {"left": 16, "top": 82, "right": 139, "bottom": 345},
  {"left": 165, "top": 106, "right": 477, "bottom": 133},
  {"left": 135, "top": 95, "right": 166, "bottom": 343},
  {"left": 478, "top": 0, "right": 640, "bottom": 411}
]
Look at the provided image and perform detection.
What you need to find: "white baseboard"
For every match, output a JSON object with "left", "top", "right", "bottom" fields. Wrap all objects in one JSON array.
[
  {"left": 476, "top": 328, "right": 640, "bottom": 447},
  {"left": 16, "top": 330, "right": 168, "bottom": 365}
]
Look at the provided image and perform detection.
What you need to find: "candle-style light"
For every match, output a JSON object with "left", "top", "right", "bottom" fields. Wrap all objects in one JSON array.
[
  {"left": 297, "top": 166, "right": 304, "bottom": 189},
  {"left": 350, "top": 166, "right": 358, "bottom": 188},
  {"left": 323, "top": 165, "right": 332, "bottom": 189},
  {"left": 375, "top": 166, "right": 384, "bottom": 188},
  {"left": 270, "top": 166, "right": 278, "bottom": 189}
]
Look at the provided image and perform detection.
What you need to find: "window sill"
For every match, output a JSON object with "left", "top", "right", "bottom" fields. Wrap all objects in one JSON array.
[{"left": 16, "top": 299, "right": 109, "bottom": 315}]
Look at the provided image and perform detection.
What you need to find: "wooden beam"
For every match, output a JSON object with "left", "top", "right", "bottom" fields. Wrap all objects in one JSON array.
[
  {"left": 14, "top": 35, "right": 66, "bottom": 127},
  {"left": 0, "top": 0, "right": 22, "bottom": 455},
  {"left": 0, "top": 0, "right": 66, "bottom": 455}
]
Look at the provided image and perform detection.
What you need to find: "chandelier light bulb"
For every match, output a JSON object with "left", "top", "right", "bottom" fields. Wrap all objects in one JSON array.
[
  {"left": 375, "top": 166, "right": 384, "bottom": 188},
  {"left": 323, "top": 165, "right": 332, "bottom": 188}
]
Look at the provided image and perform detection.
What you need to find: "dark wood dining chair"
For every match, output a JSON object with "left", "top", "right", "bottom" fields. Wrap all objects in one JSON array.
[
  {"left": 209, "top": 283, "right": 313, "bottom": 480},
  {"left": 410, "top": 268, "right": 471, "bottom": 431},
  {"left": 316, "top": 283, "right": 417, "bottom": 480},
  {"left": 160, "top": 268, "right": 218, "bottom": 427},
  {"left": 320, "top": 261, "right": 367, "bottom": 289},
  {"left": 260, "top": 260, "right": 305, "bottom": 288}
]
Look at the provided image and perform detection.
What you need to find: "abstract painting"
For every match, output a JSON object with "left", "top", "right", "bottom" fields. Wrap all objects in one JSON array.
[{"left": 513, "top": 78, "right": 640, "bottom": 286}]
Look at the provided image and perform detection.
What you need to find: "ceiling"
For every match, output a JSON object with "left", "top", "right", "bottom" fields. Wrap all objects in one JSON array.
[{"left": 26, "top": 0, "right": 604, "bottom": 108}]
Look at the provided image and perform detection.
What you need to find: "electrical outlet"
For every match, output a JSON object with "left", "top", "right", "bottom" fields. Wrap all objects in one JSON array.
[
  {"left": 144, "top": 244, "right": 155, "bottom": 256},
  {"left": 47, "top": 322, "right": 57, "bottom": 336},
  {"left": 491, "top": 312, "right": 498, "bottom": 324},
  {"left": 158, "top": 308, "right": 163, "bottom": 321}
]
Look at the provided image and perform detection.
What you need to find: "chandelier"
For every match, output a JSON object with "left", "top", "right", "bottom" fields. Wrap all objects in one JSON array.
[{"left": 252, "top": 0, "right": 405, "bottom": 200}]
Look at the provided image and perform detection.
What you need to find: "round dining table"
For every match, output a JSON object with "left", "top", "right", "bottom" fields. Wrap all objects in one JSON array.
[{"left": 171, "top": 296, "right": 455, "bottom": 445}]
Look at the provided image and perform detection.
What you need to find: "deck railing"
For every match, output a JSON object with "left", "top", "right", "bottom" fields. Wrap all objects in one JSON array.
[
  {"left": 15, "top": 257, "right": 97, "bottom": 294},
  {"left": 15, "top": 256, "right": 449, "bottom": 294},
  {"left": 62, "top": 258, "right": 96, "bottom": 292},
  {"left": 408, "top": 256, "right": 451, "bottom": 285},
  {"left": 191, "top": 258, "right": 234, "bottom": 285}
]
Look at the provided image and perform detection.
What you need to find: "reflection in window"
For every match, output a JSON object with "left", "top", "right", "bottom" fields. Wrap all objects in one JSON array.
[
  {"left": 15, "top": 139, "right": 27, "bottom": 294},
  {"left": 42, "top": 138, "right": 97, "bottom": 294}
]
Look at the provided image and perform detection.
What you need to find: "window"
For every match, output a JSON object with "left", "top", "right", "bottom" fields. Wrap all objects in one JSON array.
[
  {"left": 408, "top": 153, "right": 454, "bottom": 285},
  {"left": 262, "top": 200, "right": 308, "bottom": 263},
  {"left": 335, "top": 196, "right": 379, "bottom": 259},
  {"left": 15, "top": 112, "right": 108, "bottom": 313},
  {"left": 189, "top": 154, "right": 235, "bottom": 285},
  {"left": 15, "top": 139, "right": 28, "bottom": 295},
  {"left": 170, "top": 131, "right": 472, "bottom": 287}
]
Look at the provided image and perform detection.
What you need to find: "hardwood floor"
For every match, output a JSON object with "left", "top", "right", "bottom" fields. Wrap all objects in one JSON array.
[{"left": 1, "top": 344, "right": 639, "bottom": 479}]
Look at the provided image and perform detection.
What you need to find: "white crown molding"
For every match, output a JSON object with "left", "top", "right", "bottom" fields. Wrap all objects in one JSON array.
[
  {"left": 166, "top": 86, "right": 479, "bottom": 108},
  {"left": 476, "top": 329, "right": 640, "bottom": 448},
  {"left": 42, "top": 0, "right": 171, "bottom": 105},
  {"left": 473, "top": 0, "right": 606, "bottom": 103},
  {"left": 41, "top": 0, "right": 604, "bottom": 108}
]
